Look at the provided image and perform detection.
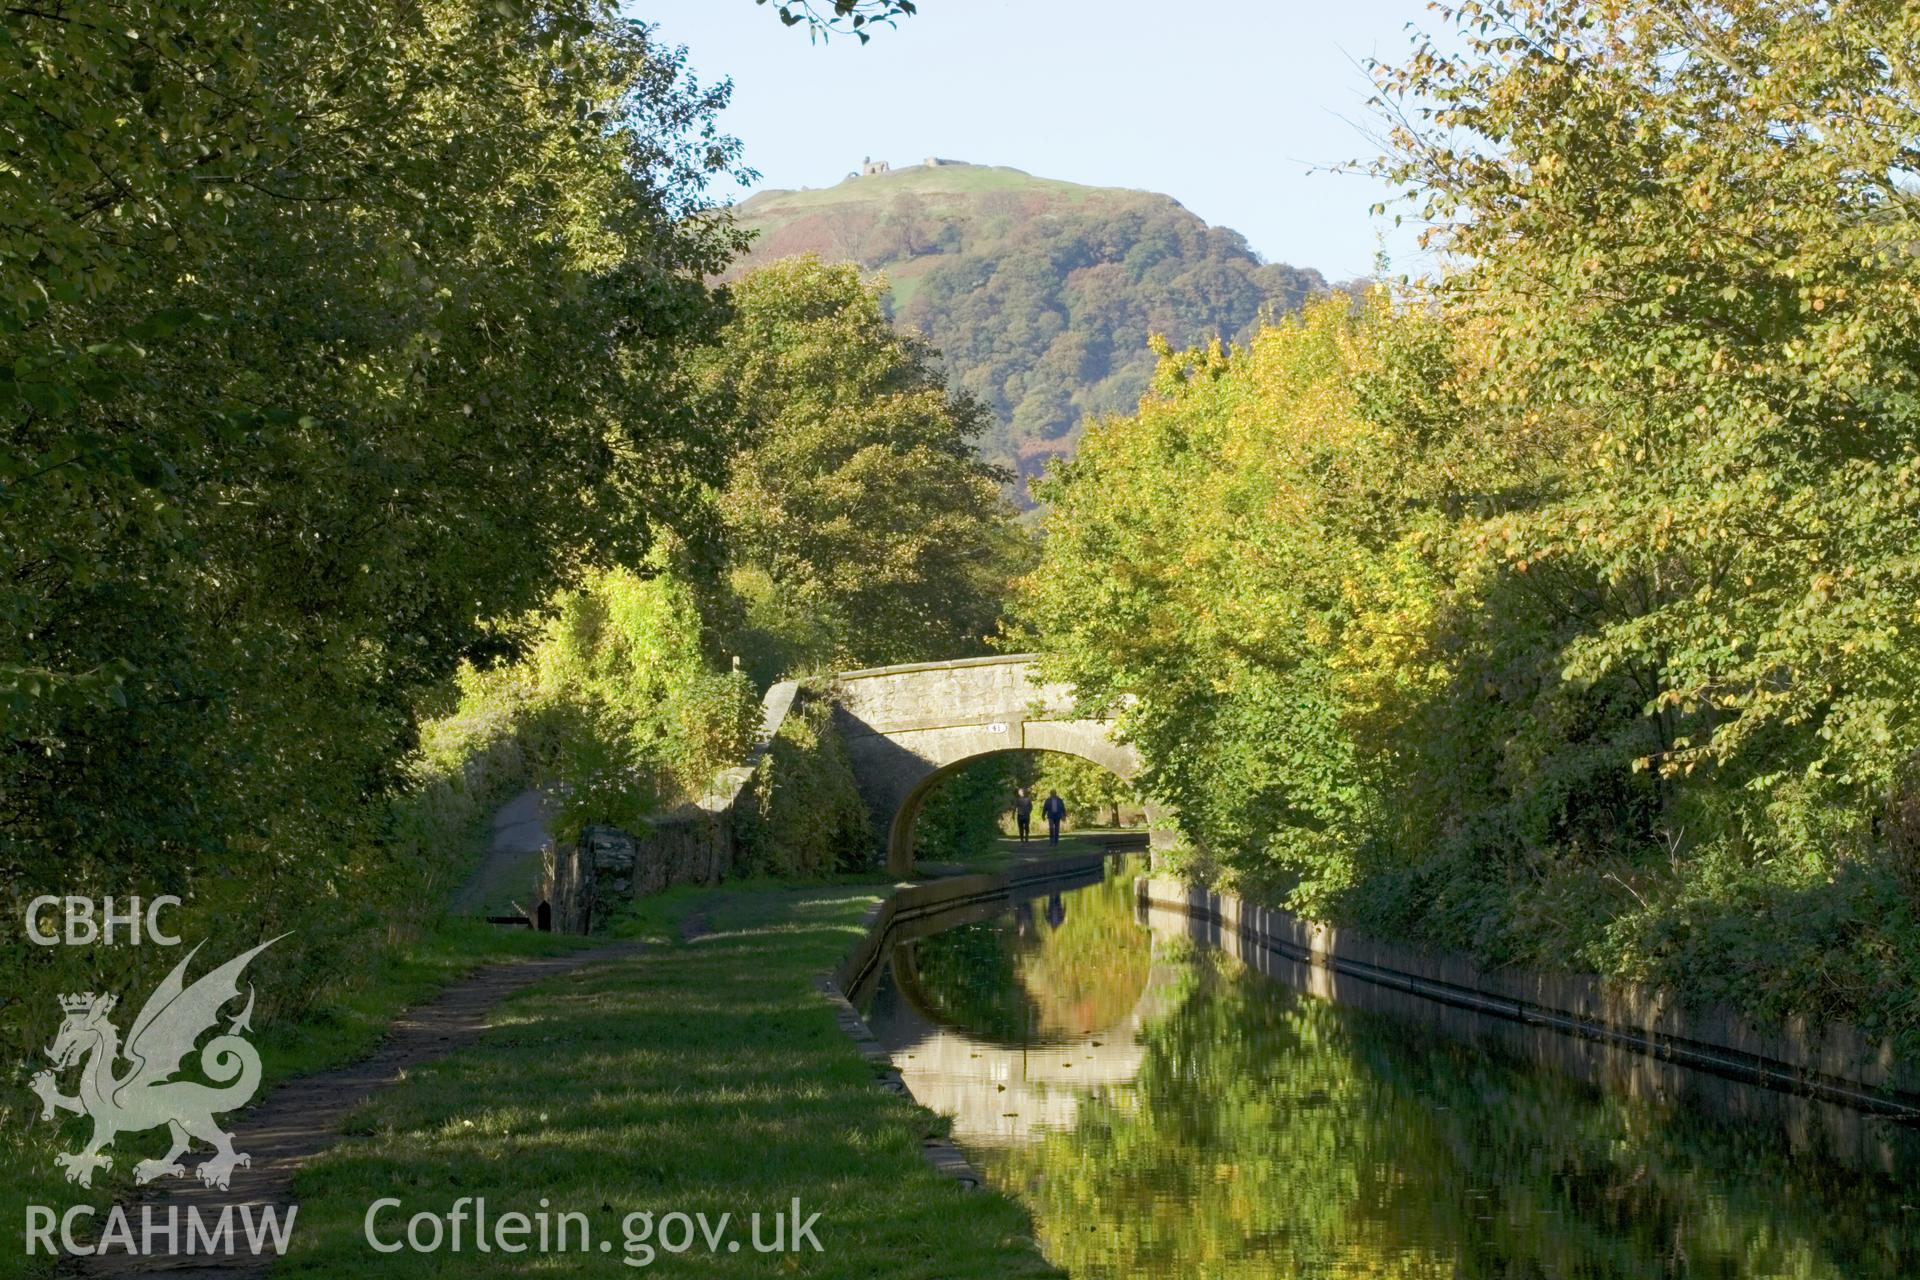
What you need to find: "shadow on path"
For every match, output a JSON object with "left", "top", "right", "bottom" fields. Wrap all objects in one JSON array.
[
  {"left": 67, "top": 942, "right": 642, "bottom": 1279},
  {"left": 450, "top": 788, "right": 553, "bottom": 918}
]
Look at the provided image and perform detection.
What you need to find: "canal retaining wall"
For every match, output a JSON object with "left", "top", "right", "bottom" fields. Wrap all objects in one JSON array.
[
  {"left": 1138, "top": 878, "right": 1920, "bottom": 1120},
  {"left": 830, "top": 852, "right": 1109, "bottom": 996}
]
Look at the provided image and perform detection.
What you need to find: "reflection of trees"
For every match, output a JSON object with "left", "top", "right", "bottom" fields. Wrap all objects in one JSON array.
[
  {"left": 905, "top": 858, "right": 1151, "bottom": 1043},
  {"left": 1014, "top": 865, "right": 1149, "bottom": 1038},
  {"left": 978, "top": 950, "right": 1918, "bottom": 1280},
  {"left": 906, "top": 918, "right": 1036, "bottom": 1042}
]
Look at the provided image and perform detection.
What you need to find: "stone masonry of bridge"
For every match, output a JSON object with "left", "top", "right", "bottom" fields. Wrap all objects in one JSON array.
[
  {"left": 831, "top": 653, "right": 1169, "bottom": 873},
  {"left": 536, "top": 654, "right": 1168, "bottom": 929}
]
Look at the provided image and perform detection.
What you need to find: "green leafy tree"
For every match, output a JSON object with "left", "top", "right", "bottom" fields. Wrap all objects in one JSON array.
[
  {"left": 732, "top": 690, "right": 873, "bottom": 876},
  {"left": 1371, "top": 0, "right": 1920, "bottom": 802},
  {"left": 1018, "top": 299, "right": 1430, "bottom": 905},
  {"left": 2, "top": 0, "right": 742, "bottom": 1058},
  {"left": 1029, "top": 755, "right": 1140, "bottom": 830},
  {"left": 701, "top": 255, "right": 1026, "bottom": 678},
  {"left": 1366, "top": 0, "right": 1920, "bottom": 997},
  {"left": 432, "top": 559, "right": 760, "bottom": 845},
  {"left": 1020, "top": 0, "right": 1920, "bottom": 1042},
  {"left": 914, "top": 756, "right": 1017, "bottom": 861}
]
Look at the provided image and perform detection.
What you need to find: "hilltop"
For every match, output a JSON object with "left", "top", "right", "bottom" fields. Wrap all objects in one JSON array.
[{"left": 727, "top": 161, "right": 1328, "bottom": 493}]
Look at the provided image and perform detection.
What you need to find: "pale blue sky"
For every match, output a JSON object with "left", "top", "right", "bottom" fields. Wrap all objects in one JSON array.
[{"left": 630, "top": 1, "right": 1438, "bottom": 281}]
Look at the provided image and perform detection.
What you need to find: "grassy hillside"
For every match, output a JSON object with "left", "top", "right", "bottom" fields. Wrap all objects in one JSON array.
[{"left": 727, "top": 163, "right": 1327, "bottom": 495}]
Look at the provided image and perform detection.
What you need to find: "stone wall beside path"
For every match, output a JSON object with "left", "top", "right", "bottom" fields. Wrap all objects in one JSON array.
[{"left": 544, "top": 680, "right": 800, "bottom": 931}]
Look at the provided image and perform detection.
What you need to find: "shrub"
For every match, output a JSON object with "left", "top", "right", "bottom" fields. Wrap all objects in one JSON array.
[{"left": 734, "top": 690, "right": 872, "bottom": 877}]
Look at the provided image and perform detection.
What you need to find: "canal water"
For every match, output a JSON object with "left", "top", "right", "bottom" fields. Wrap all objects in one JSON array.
[{"left": 855, "top": 856, "right": 1920, "bottom": 1278}]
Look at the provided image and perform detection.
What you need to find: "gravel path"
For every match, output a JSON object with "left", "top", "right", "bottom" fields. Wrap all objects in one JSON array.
[{"left": 449, "top": 787, "right": 553, "bottom": 917}]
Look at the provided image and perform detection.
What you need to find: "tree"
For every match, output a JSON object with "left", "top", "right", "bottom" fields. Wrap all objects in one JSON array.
[
  {"left": 1017, "top": 300, "right": 1443, "bottom": 905},
  {"left": 1, "top": 0, "right": 744, "bottom": 1052},
  {"left": 753, "top": 0, "right": 919, "bottom": 43},
  {"left": 1028, "top": 755, "right": 1138, "bottom": 829},
  {"left": 701, "top": 256, "right": 1026, "bottom": 678},
  {"left": 1370, "top": 0, "right": 1920, "bottom": 833},
  {"left": 730, "top": 180, "right": 1328, "bottom": 499},
  {"left": 428, "top": 557, "right": 760, "bottom": 845},
  {"left": 1019, "top": 0, "right": 1920, "bottom": 1044}
]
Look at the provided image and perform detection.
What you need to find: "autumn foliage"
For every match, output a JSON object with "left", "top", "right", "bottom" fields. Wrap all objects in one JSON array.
[{"left": 1023, "top": 1, "right": 1920, "bottom": 1038}]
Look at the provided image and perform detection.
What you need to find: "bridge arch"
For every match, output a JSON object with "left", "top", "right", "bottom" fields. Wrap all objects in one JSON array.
[
  {"left": 830, "top": 654, "right": 1169, "bottom": 874},
  {"left": 888, "top": 746, "right": 1134, "bottom": 871}
]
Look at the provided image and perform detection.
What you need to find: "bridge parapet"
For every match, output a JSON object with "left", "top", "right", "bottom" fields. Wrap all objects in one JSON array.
[{"left": 833, "top": 653, "right": 1075, "bottom": 734}]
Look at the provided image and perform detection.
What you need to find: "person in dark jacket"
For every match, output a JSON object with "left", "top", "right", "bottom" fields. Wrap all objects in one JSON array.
[
  {"left": 1042, "top": 790, "right": 1067, "bottom": 845},
  {"left": 1013, "top": 788, "right": 1034, "bottom": 842}
]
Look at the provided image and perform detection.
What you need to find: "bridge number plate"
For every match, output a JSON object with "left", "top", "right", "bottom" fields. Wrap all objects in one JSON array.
[{"left": 986, "top": 721, "right": 1009, "bottom": 734}]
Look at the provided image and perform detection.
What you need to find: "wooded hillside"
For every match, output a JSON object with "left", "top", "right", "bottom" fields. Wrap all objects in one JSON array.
[{"left": 727, "top": 163, "right": 1327, "bottom": 492}]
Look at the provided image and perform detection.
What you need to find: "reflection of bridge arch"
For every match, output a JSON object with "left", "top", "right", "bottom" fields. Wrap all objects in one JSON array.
[
  {"left": 832, "top": 654, "right": 1174, "bottom": 874},
  {"left": 889, "top": 906, "right": 1147, "bottom": 1048},
  {"left": 866, "top": 941, "right": 1186, "bottom": 1145}
]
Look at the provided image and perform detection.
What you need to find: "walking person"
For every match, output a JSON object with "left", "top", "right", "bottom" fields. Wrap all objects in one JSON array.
[
  {"left": 1042, "top": 790, "right": 1067, "bottom": 846},
  {"left": 1013, "top": 787, "right": 1034, "bottom": 843}
]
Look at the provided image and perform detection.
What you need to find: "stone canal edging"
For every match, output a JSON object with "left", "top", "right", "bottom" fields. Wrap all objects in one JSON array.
[
  {"left": 1138, "top": 877, "right": 1920, "bottom": 1118},
  {"left": 818, "top": 853, "right": 1111, "bottom": 1192},
  {"left": 832, "top": 853, "right": 1107, "bottom": 995}
]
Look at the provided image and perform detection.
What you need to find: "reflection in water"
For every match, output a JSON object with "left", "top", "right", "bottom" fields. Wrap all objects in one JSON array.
[{"left": 858, "top": 858, "right": 1920, "bottom": 1278}]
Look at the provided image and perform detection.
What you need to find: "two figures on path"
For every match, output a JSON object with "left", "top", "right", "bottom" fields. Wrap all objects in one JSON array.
[{"left": 1013, "top": 787, "right": 1067, "bottom": 846}]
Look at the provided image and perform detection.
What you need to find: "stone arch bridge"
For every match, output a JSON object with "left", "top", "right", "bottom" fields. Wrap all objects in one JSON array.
[{"left": 831, "top": 654, "right": 1168, "bottom": 873}]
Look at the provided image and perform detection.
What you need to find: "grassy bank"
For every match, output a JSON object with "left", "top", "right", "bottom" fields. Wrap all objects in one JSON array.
[
  {"left": 275, "top": 879, "right": 1059, "bottom": 1277},
  {"left": 6, "top": 918, "right": 593, "bottom": 1276}
]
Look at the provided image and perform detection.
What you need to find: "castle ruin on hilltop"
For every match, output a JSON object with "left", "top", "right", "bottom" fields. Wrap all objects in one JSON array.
[{"left": 855, "top": 156, "right": 968, "bottom": 177}]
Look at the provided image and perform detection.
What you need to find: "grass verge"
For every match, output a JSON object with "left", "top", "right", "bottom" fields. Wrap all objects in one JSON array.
[
  {"left": 276, "top": 880, "right": 1060, "bottom": 1277},
  {"left": 4, "top": 919, "right": 593, "bottom": 1275}
]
